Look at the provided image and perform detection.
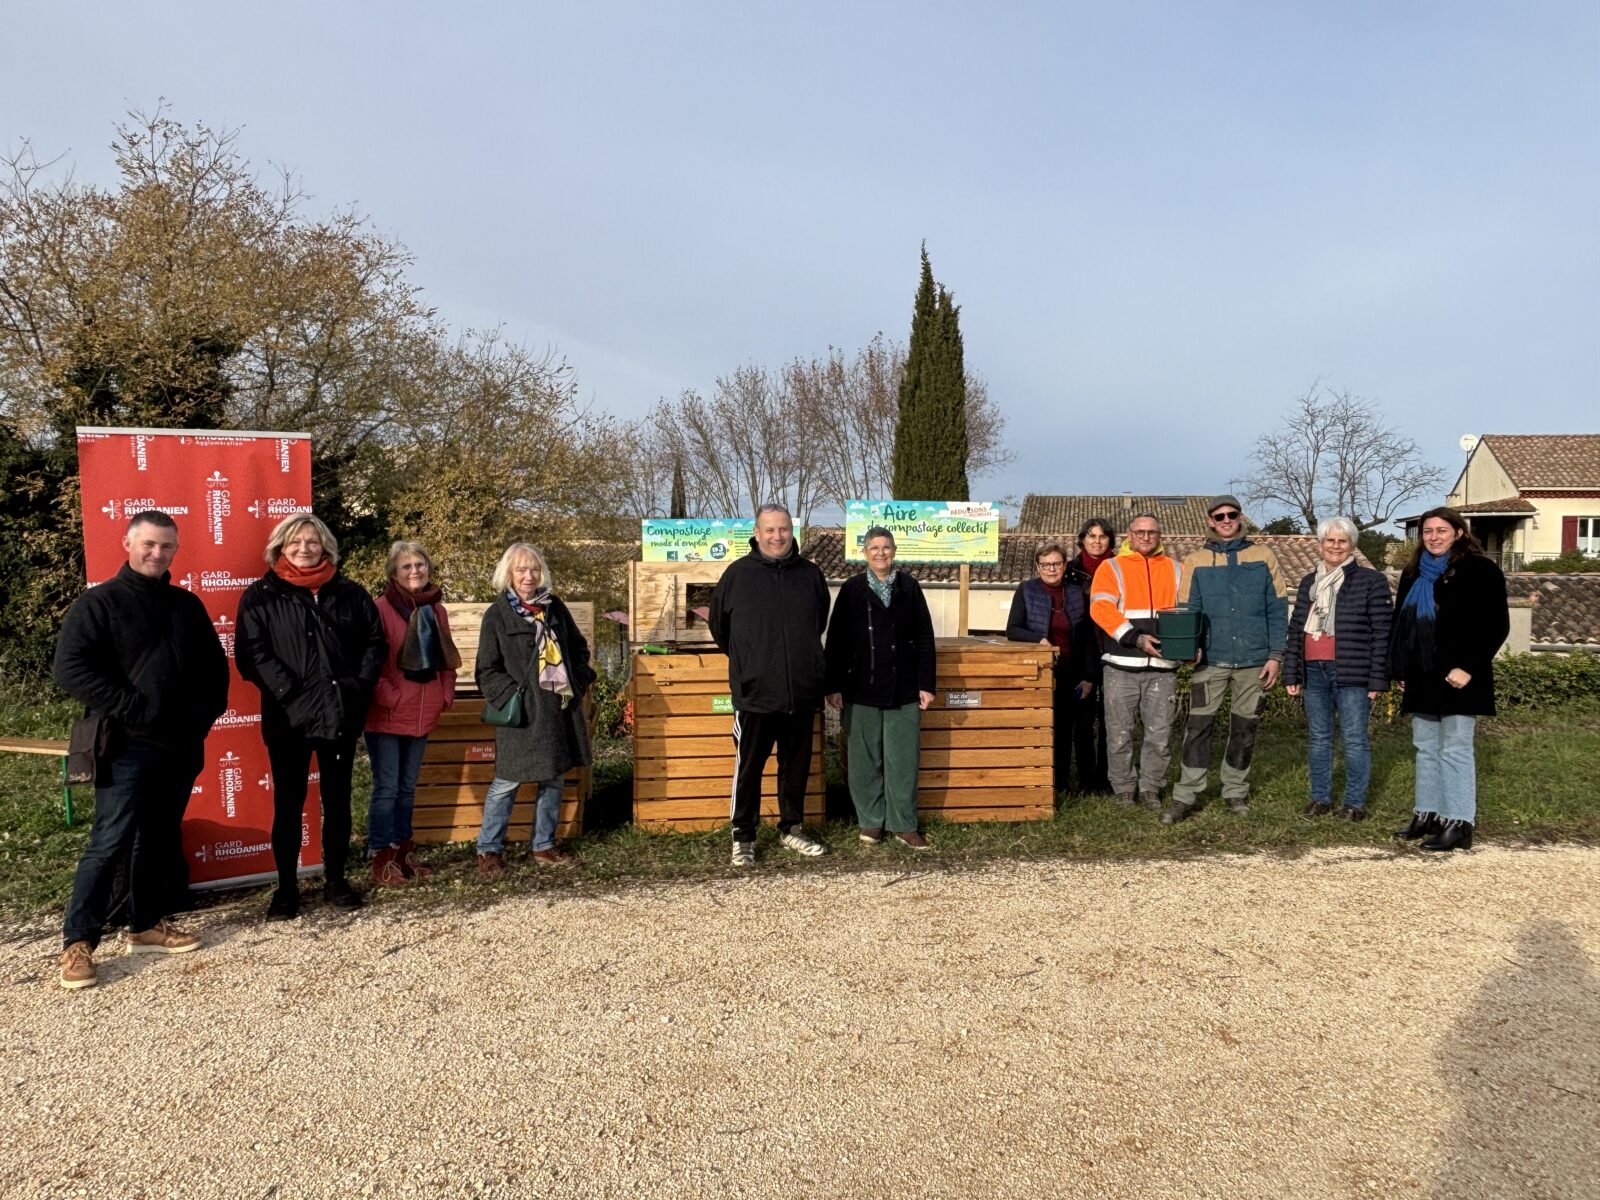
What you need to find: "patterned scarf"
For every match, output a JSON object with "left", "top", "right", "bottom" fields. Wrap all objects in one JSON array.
[
  {"left": 506, "top": 589, "right": 573, "bottom": 707},
  {"left": 867, "top": 568, "right": 897, "bottom": 608},
  {"left": 1305, "top": 561, "right": 1347, "bottom": 640}
]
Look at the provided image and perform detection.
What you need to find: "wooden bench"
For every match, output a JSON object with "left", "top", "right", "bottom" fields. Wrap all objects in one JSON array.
[{"left": 0, "top": 736, "right": 75, "bottom": 826}]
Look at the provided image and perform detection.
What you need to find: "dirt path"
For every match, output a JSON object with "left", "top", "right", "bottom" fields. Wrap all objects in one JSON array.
[{"left": 3, "top": 845, "right": 1597, "bottom": 1199}]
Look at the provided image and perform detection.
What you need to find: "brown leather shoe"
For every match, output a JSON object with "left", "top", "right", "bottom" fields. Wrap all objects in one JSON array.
[
  {"left": 59, "top": 941, "right": 96, "bottom": 989},
  {"left": 1336, "top": 805, "right": 1369, "bottom": 823},
  {"left": 1303, "top": 801, "right": 1333, "bottom": 818},
  {"left": 531, "top": 848, "right": 574, "bottom": 867},
  {"left": 370, "top": 848, "right": 409, "bottom": 888},
  {"left": 127, "top": 919, "right": 200, "bottom": 955},
  {"left": 476, "top": 852, "right": 505, "bottom": 879},
  {"left": 892, "top": 831, "right": 931, "bottom": 850},
  {"left": 397, "top": 838, "right": 433, "bottom": 880}
]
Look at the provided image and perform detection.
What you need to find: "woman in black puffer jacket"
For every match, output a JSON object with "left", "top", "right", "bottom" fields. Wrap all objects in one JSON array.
[
  {"left": 824, "top": 527, "right": 937, "bottom": 848},
  {"left": 236, "top": 514, "right": 385, "bottom": 921},
  {"left": 1388, "top": 507, "right": 1509, "bottom": 852},
  {"left": 1282, "top": 516, "right": 1392, "bottom": 822}
]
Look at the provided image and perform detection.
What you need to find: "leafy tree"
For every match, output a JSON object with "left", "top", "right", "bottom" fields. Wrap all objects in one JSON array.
[
  {"left": 1260, "top": 515, "right": 1304, "bottom": 535},
  {"left": 1232, "top": 384, "right": 1444, "bottom": 531},
  {"left": 1357, "top": 529, "right": 1400, "bottom": 570},
  {"left": 891, "top": 245, "right": 969, "bottom": 500}
]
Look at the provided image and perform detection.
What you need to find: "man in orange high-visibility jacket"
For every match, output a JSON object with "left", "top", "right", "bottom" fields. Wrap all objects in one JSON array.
[{"left": 1090, "top": 512, "right": 1183, "bottom": 812}]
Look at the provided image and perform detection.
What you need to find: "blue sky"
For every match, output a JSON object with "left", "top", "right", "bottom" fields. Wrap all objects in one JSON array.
[{"left": 6, "top": 2, "right": 1596, "bottom": 519}]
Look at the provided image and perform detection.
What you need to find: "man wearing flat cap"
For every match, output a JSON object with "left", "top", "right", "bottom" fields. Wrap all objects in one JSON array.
[{"left": 1165, "top": 495, "right": 1288, "bottom": 824}]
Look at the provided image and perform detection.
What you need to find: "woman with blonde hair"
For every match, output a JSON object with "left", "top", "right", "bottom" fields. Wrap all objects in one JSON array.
[
  {"left": 364, "top": 540, "right": 461, "bottom": 886},
  {"left": 236, "top": 514, "right": 386, "bottom": 919},
  {"left": 473, "top": 543, "right": 594, "bottom": 875}
]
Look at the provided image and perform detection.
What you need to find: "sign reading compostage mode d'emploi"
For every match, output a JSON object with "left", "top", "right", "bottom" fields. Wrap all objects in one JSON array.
[
  {"left": 845, "top": 501, "right": 1000, "bottom": 564},
  {"left": 640, "top": 519, "right": 755, "bottom": 563}
]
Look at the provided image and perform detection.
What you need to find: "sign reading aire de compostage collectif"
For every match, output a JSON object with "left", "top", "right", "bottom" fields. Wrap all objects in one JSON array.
[{"left": 845, "top": 500, "right": 1000, "bottom": 564}]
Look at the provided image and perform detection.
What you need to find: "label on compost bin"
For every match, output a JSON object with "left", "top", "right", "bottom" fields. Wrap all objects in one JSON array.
[
  {"left": 466, "top": 743, "right": 495, "bottom": 762},
  {"left": 945, "top": 691, "right": 983, "bottom": 708},
  {"left": 711, "top": 695, "right": 734, "bottom": 713}
]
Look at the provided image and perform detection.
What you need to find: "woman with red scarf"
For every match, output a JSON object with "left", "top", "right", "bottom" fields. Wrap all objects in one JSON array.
[
  {"left": 363, "top": 541, "right": 461, "bottom": 886},
  {"left": 236, "top": 514, "right": 386, "bottom": 921}
]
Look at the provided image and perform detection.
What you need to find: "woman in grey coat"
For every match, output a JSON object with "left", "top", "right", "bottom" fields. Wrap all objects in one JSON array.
[{"left": 474, "top": 543, "right": 594, "bottom": 875}]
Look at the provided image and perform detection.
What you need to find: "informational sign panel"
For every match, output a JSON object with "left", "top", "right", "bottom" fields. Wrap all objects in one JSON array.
[
  {"left": 76, "top": 427, "right": 316, "bottom": 889},
  {"left": 844, "top": 500, "right": 1001, "bottom": 563},
  {"left": 641, "top": 518, "right": 754, "bottom": 562}
]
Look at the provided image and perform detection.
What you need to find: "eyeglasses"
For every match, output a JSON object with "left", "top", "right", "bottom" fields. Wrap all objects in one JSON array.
[
  {"left": 398, "top": 563, "right": 429, "bottom": 572},
  {"left": 1036, "top": 559, "right": 1066, "bottom": 569},
  {"left": 1210, "top": 510, "right": 1241, "bottom": 522}
]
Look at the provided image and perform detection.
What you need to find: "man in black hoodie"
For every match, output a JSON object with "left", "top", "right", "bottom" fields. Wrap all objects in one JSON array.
[
  {"left": 53, "top": 511, "right": 230, "bottom": 989},
  {"left": 708, "top": 504, "right": 830, "bottom": 866}
]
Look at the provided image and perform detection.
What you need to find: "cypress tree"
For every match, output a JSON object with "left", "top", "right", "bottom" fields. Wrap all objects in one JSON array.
[
  {"left": 669, "top": 456, "right": 687, "bottom": 518},
  {"left": 892, "top": 244, "right": 969, "bottom": 500}
]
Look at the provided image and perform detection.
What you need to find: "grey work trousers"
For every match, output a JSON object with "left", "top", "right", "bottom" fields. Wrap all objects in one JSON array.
[
  {"left": 1172, "top": 663, "right": 1268, "bottom": 805},
  {"left": 1102, "top": 668, "right": 1177, "bottom": 799}
]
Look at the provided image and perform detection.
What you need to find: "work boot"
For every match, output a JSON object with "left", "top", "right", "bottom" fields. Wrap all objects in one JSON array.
[
  {"left": 397, "top": 838, "right": 433, "bottom": 880},
  {"left": 370, "top": 848, "right": 408, "bottom": 888},
  {"left": 323, "top": 877, "right": 365, "bottom": 911},
  {"left": 1160, "top": 802, "right": 1194, "bottom": 826},
  {"left": 476, "top": 852, "right": 505, "bottom": 879}
]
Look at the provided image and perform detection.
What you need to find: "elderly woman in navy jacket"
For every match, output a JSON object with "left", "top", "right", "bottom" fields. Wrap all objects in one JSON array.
[
  {"left": 1282, "top": 517, "right": 1392, "bottom": 821},
  {"left": 824, "top": 527, "right": 937, "bottom": 849},
  {"left": 1006, "top": 541, "right": 1094, "bottom": 794}
]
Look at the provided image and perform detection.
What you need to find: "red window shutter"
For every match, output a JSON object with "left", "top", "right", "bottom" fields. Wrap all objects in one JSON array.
[{"left": 1561, "top": 516, "right": 1579, "bottom": 552}]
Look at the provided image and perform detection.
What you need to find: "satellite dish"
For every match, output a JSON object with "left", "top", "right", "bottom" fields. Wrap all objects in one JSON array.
[{"left": 1459, "top": 434, "right": 1479, "bottom": 454}]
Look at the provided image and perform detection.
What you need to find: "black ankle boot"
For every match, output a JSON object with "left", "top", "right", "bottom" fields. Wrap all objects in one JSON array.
[
  {"left": 1395, "top": 811, "right": 1442, "bottom": 840},
  {"left": 1420, "top": 819, "right": 1473, "bottom": 852},
  {"left": 322, "top": 877, "right": 365, "bottom": 910}
]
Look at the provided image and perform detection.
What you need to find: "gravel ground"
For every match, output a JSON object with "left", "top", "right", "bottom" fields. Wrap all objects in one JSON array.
[{"left": 3, "top": 844, "right": 1597, "bottom": 1200}]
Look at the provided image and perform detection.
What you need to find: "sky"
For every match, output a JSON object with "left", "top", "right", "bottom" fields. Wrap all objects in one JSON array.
[{"left": 5, "top": 1, "right": 1596, "bottom": 522}]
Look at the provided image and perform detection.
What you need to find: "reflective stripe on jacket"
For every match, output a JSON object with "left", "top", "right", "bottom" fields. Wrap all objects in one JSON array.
[{"left": 1090, "top": 549, "right": 1182, "bottom": 671}]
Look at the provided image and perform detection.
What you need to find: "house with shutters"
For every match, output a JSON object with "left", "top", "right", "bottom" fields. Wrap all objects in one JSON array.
[{"left": 1401, "top": 434, "right": 1600, "bottom": 569}]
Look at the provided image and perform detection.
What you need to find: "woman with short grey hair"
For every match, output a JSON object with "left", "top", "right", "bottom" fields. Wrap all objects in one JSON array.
[{"left": 1282, "top": 516, "right": 1393, "bottom": 821}]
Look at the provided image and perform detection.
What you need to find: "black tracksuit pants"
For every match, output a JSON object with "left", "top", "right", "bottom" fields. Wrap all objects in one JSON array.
[{"left": 730, "top": 709, "right": 813, "bottom": 841}]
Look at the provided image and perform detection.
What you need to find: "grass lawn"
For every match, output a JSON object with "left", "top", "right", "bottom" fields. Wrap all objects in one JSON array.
[{"left": 3, "top": 687, "right": 1596, "bottom": 925}]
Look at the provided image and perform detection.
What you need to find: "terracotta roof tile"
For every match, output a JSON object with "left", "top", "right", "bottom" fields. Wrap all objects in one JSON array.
[
  {"left": 1507, "top": 573, "right": 1600, "bottom": 647},
  {"left": 803, "top": 530, "right": 1361, "bottom": 585},
  {"left": 1015, "top": 494, "right": 1220, "bottom": 536},
  {"left": 1455, "top": 497, "right": 1537, "bottom": 514},
  {"left": 1482, "top": 435, "right": 1600, "bottom": 490}
]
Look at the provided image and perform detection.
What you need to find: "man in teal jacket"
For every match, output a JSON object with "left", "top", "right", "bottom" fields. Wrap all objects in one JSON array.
[{"left": 1165, "top": 495, "right": 1288, "bottom": 823}]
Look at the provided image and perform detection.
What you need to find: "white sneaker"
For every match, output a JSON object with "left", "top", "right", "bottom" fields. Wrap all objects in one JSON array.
[
  {"left": 779, "top": 828, "right": 827, "bottom": 857},
  {"left": 731, "top": 841, "right": 756, "bottom": 868}
]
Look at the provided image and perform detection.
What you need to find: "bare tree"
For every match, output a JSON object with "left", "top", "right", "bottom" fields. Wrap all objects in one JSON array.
[{"left": 1233, "top": 385, "right": 1445, "bottom": 531}]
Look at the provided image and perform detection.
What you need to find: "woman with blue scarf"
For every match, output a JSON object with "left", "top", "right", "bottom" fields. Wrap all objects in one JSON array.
[
  {"left": 364, "top": 541, "right": 461, "bottom": 886},
  {"left": 1389, "top": 508, "right": 1508, "bottom": 851}
]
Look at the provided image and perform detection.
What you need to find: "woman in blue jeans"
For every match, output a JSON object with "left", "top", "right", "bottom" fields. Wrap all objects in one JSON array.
[
  {"left": 474, "top": 543, "right": 594, "bottom": 876},
  {"left": 1389, "top": 508, "right": 1509, "bottom": 851},
  {"left": 1282, "top": 517, "right": 1393, "bottom": 822}
]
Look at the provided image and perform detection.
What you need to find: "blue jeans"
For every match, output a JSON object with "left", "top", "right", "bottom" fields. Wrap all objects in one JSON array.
[
  {"left": 1302, "top": 661, "right": 1372, "bottom": 809},
  {"left": 363, "top": 732, "right": 428, "bottom": 853},
  {"left": 477, "top": 777, "right": 564, "bottom": 854},
  {"left": 1412, "top": 715, "right": 1477, "bottom": 822},
  {"left": 63, "top": 737, "right": 202, "bottom": 949}
]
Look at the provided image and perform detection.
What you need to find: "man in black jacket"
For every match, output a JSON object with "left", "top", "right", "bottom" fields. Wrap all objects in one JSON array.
[
  {"left": 708, "top": 504, "right": 830, "bottom": 866},
  {"left": 53, "top": 511, "right": 230, "bottom": 989}
]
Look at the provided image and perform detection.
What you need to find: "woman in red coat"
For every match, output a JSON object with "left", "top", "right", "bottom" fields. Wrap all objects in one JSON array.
[{"left": 364, "top": 541, "right": 460, "bottom": 885}]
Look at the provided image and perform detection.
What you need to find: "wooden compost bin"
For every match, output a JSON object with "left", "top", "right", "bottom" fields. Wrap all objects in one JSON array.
[
  {"left": 631, "top": 650, "right": 825, "bottom": 831},
  {"left": 916, "top": 637, "right": 1054, "bottom": 822},
  {"left": 409, "top": 600, "right": 596, "bottom": 845}
]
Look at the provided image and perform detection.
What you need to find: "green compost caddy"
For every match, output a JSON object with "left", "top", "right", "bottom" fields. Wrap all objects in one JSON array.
[{"left": 1156, "top": 608, "right": 1203, "bottom": 662}]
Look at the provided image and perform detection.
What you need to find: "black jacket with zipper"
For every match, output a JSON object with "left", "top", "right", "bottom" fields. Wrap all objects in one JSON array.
[
  {"left": 53, "top": 564, "right": 230, "bottom": 749},
  {"left": 708, "top": 539, "right": 830, "bottom": 714},
  {"left": 235, "top": 569, "right": 386, "bottom": 741},
  {"left": 824, "top": 570, "right": 937, "bottom": 708}
]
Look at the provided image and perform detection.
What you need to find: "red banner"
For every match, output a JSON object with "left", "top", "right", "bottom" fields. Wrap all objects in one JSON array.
[{"left": 76, "top": 427, "right": 320, "bottom": 888}]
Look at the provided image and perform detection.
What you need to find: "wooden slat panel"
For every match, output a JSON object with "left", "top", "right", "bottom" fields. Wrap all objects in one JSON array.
[
  {"left": 932, "top": 676, "right": 1051, "bottom": 692},
  {"left": 919, "top": 729, "right": 1051, "bottom": 750},
  {"left": 917, "top": 806, "right": 1052, "bottom": 823},
  {"left": 413, "top": 801, "right": 580, "bottom": 828},
  {"left": 628, "top": 562, "right": 730, "bottom": 645},
  {"left": 915, "top": 748, "right": 1052, "bottom": 769},
  {"left": 422, "top": 740, "right": 497, "bottom": 764},
  {"left": 634, "top": 796, "right": 825, "bottom": 821},
  {"left": 914, "top": 766, "right": 1052, "bottom": 788},
  {"left": 411, "top": 820, "right": 582, "bottom": 844},
  {"left": 915, "top": 787, "right": 1054, "bottom": 808},
  {"left": 414, "top": 779, "right": 588, "bottom": 809},
  {"left": 634, "top": 735, "right": 824, "bottom": 759},
  {"left": 921, "top": 709, "right": 1052, "bottom": 730},
  {"left": 926, "top": 690, "right": 1048, "bottom": 710},
  {"left": 633, "top": 778, "right": 826, "bottom": 800}
]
